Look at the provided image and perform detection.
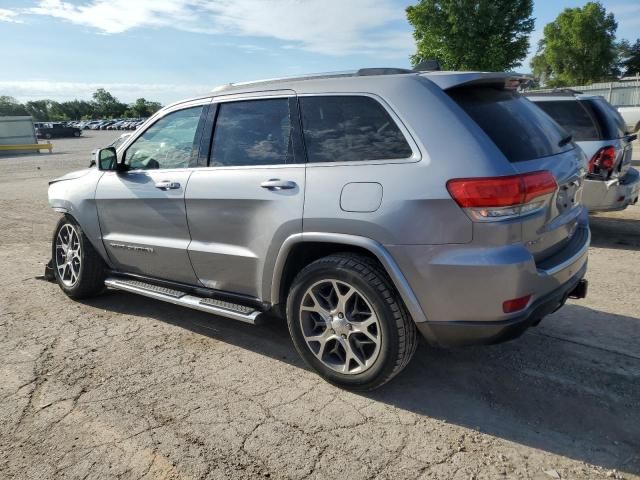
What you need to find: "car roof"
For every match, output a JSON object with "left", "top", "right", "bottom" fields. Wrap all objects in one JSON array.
[{"left": 165, "top": 68, "right": 528, "bottom": 110}]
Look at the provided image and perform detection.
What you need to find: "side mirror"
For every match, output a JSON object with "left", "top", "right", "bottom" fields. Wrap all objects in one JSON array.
[{"left": 97, "top": 147, "right": 118, "bottom": 171}]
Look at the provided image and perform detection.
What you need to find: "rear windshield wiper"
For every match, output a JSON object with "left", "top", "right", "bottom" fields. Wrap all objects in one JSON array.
[{"left": 558, "top": 134, "right": 573, "bottom": 147}]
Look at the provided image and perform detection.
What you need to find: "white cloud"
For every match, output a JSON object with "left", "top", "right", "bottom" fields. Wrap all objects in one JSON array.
[
  {"left": 4, "top": 0, "right": 412, "bottom": 56},
  {"left": 0, "top": 80, "right": 211, "bottom": 104},
  {"left": 0, "top": 8, "right": 22, "bottom": 23}
]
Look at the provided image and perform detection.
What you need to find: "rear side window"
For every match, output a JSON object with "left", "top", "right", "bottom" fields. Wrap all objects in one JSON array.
[
  {"left": 583, "top": 98, "right": 626, "bottom": 139},
  {"left": 299, "top": 96, "right": 412, "bottom": 163},
  {"left": 210, "top": 99, "right": 293, "bottom": 167},
  {"left": 533, "top": 100, "right": 601, "bottom": 141},
  {"left": 447, "top": 87, "right": 572, "bottom": 163}
]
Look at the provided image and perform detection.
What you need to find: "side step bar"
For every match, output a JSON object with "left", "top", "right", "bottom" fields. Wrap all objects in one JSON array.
[{"left": 104, "top": 278, "right": 263, "bottom": 325}]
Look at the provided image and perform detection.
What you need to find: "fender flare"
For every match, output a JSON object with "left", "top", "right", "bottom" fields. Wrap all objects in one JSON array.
[{"left": 268, "top": 232, "right": 428, "bottom": 324}]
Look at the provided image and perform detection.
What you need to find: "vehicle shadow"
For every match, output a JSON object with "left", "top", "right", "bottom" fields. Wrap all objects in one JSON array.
[
  {"left": 82, "top": 292, "right": 640, "bottom": 474},
  {"left": 590, "top": 214, "right": 640, "bottom": 251}
]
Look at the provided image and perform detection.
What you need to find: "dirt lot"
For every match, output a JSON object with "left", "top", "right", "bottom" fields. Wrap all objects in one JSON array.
[{"left": 1, "top": 131, "right": 639, "bottom": 480}]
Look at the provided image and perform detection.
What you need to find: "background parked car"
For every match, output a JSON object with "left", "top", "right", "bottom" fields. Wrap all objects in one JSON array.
[
  {"left": 35, "top": 122, "right": 82, "bottom": 139},
  {"left": 618, "top": 106, "right": 640, "bottom": 133},
  {"left": 528, "top": 92, "right": 639, "bottom": 211}
]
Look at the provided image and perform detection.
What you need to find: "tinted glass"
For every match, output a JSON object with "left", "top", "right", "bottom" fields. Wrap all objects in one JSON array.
[
  {"left": 125, "top": 106, "right": 203, "bottom": 170},
  {"left": 210, "top": 99, "right": 292, "bottom": 167},
  {"left": 584, "top": 98, "right": 627, "bottom": 139},
  {"left": 534, "top": 100, "right": 600, "bottom": 141},
  {"left": 448, "top": 87, "right": 573, "bottom": 162},
  {"left": 300, "top": 96, "right": 412, "bottom": 163}
]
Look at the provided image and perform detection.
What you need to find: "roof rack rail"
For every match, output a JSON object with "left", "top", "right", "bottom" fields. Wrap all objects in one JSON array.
[
  {"left": 211, "top": 68, "right": 417, "bottom": 92},
  {"left": 356, "top": 68, "right": 414, "bottom": 76}
]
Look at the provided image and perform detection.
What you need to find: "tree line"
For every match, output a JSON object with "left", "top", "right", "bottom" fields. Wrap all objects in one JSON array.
[
  {"left": 407, "top": 1, "right": 640, "bottom": 87},
  {"left": 0, "top": 88, "right": 162, "bottom": 121}
]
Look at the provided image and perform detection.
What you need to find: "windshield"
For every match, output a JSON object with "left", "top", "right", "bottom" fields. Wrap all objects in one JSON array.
[{"left": 447, "top": 86, "right": 574, "bottom": 162}]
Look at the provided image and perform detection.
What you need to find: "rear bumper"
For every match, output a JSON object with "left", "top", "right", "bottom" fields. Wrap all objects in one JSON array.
[
  {"left": 584, "top": 167, "right": 640, "bottom": 212},
  {"left": 416, "top": 263, "right": 588, "bottom": 347},
  {"left": 386, "top": 218, "right": 590, "bottom": 346}
]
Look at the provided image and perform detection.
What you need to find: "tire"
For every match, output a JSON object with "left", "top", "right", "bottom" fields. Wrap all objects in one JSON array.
[
  {"left": 73, "top": 131, "right": 81, "bottom": 137},
  {"left": 44, "top": 133, "right": 52, "bottom": 139},
  {"left": 286, "top": 253, "right": 417, "bottom": 391},
  {"left": 52, "top": 215, "right": 106, "bottom": 299}
]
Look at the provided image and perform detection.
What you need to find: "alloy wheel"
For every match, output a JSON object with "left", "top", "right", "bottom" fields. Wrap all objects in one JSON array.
[
  {"left": 299, "top": 279, "right": 381, "bottom": 375},
  {"left": 55, "top": 223, "right": 81, "bottom": 287}
]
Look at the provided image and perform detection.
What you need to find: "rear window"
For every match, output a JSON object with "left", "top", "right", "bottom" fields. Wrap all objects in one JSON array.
[
  {"left": 583, "top": 98, "right": 627, "bottom": 139},
  {"left": 533, "top": 100, "right": 601, "bottom": 141},
  {"left": 447, "top": 87, "right": 572, "bottom": 162},
  {"left": 299, "top": 96, "right": 413, "bottom": 163}
]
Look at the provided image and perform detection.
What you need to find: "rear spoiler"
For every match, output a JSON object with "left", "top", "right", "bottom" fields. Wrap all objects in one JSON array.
[{"left": 420, "top": 72, "right": 531, "bottom": 91}]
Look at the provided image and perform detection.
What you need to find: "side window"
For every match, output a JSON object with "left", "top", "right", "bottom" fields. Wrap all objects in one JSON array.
[
  {"left": 534, "top": 101, "right": 601, "bottom": 141},
  {"left": 125, "top": 105, "right": 203, "bottom": 170},
  {"left": 299, "top": 96, "right": 412, "bottom": 163},
  {"left": 210, "top": 99, "right": 293, "bottom": 167}
]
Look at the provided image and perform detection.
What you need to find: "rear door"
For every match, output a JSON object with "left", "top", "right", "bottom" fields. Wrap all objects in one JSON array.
[
  {"left": 95, "top": 102, "right": 207, "bottom": 283},
  {"left": 447, "top": 86, "right": 586, "bottom": 262},
  {"left": 185, "top": 93, "right": 305, "bottom": 299}
]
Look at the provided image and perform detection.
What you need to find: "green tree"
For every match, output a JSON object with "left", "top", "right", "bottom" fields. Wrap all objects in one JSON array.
[
  {"left": 55, "top": 99, "right": 96, "bottom": 120},
  {"left": 129, "top": 98, "right": 162, "bottom": 118},
  {"left": 531, "top": 2, "right": 617, "bottom": 86},
  {"left": 24, "top": 100, "right": 50, "bottom": 121},
  {"left": 92, "top": 88, "right": 127, "bottom": 118},
  {"left": 0, "top": 96, "right": 28, "bottom": 116},
  {"left": 618, "top": 39, "right": 640, "bottom": 76},
  {"left": 406, "top": 0, "right": 534, "bottom": 71}
]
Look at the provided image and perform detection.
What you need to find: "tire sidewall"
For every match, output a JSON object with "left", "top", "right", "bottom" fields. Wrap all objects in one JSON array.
[{"left": 287, "top": 261, "right": 401, "bottom": 389}]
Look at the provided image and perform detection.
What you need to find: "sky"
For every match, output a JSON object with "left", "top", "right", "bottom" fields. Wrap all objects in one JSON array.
[{"left": 0, "top": 0, "right": 639, "bottom": 105}]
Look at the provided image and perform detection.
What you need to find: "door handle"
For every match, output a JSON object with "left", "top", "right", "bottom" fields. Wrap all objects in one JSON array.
[
  {"left": 155, "top": 180, "right": 181, "bottom": 190},
  {"left": 260, "top": 179, "right": 297, "bottom": 190}
]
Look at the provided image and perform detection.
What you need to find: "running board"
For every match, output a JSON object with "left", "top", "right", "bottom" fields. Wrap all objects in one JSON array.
[{"left": 104, "top": 278, "right": 262, "bottom": 325}]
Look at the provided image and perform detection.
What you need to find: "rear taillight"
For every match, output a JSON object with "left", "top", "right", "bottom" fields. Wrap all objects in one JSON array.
[
  {"left": 588, "top": 146, "right": 616, "bottom": 176},
  {"left": 447, "top": 171, "right": 557, "bottom": 221}
]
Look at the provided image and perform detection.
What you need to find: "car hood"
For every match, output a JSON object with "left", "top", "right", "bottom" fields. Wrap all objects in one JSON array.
[{"left": 49, "top": 168, "right": 93, "bottom": 185}]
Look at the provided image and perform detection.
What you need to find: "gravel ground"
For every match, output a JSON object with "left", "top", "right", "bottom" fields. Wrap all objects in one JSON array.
[{"left": 0, "top": 131, "right": 639, "bottom": 480}]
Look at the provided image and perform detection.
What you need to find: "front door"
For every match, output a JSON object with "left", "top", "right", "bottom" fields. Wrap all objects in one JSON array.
[
  {"left": 185, "top": 95, "right": 305, "bottom": 299},
  {"left": 95, "top": 103, "right": 207, "bottom": 284}
]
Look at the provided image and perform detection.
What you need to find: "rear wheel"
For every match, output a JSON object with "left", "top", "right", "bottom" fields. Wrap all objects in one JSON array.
[
  {"left": 44, "top": 133, "right": 52, "bottom": 139},
  {"left": 286, "top": 254, "right": 417, "bottom": 390},
  {"left": 52, "top": 216, "right": 106, "bottom": 299},
  {"left": 73, "top": 130, "right": 81, "bottom": 137}
]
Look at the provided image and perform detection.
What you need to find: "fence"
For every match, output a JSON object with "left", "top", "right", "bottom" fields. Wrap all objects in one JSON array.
[
  {"left": 528, "top": 75, "right": 640, "bottom": 107},
  {"left": 0, "top": 116, "right": 37, "bottom": 155}
]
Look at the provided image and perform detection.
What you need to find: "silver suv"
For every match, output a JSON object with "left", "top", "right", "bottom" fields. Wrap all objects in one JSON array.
[
  {"left": 48, "top": 69, "right": 589, "bottom": 390},
  {"left": 527, "top": 92, "right": 640, "bottom": 211}
]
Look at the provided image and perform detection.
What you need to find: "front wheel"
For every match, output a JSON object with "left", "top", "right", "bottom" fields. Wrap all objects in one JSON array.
[
  {"left": 52, "top": 216, "right": 106, "bottom": 299},
  {"left": 73, "top": 130, "right": 81, "bottom": 137},
  {"left": 286, "top": 254, "right": 417, "bottom": 390}
]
